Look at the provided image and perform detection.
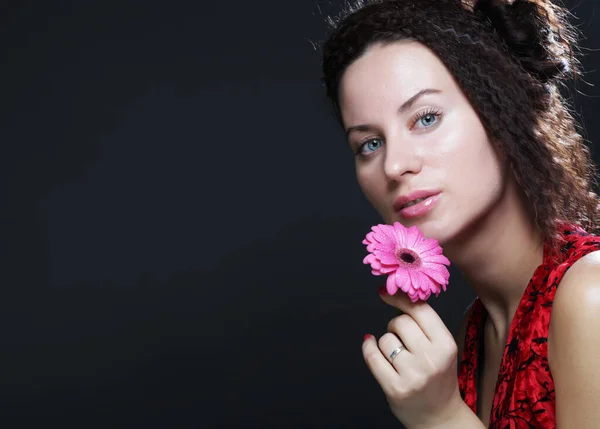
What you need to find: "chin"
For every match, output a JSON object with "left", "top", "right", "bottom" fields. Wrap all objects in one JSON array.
[
  {"left": 424, "top": 219, "right": 460, "bottom": 244},
  {"left": 417, "top": 223, "right": 445, "bottom": 243},
  {"left": 394, "top": 216, "right": 452, "bottom": 245}
]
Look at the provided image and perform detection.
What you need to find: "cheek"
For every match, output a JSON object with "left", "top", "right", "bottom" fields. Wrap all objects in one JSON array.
[
  {"left": 443, "top": 125, "right": 502, "bottom": 187},
  {"left": 472, "top": 141, "right": 505, "bottom": 188},
  {"left": 450, "top": 138, "right": 506, "bottom": 206}
]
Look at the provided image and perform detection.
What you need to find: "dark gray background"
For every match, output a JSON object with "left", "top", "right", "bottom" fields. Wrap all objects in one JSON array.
[{"left": 1, "top": 0, "right": 598, "bottom": 427}]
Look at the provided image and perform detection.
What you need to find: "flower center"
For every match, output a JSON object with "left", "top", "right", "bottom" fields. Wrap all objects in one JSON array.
[
  {"left": 395, "top": 248, "right": 420, "bottom": 267},
  {"left": 401, "top": 253, "right": 415, "bottom": 263}
]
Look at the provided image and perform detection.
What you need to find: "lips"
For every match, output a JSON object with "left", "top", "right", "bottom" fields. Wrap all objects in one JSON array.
[{"left": 393, "top": 190, "right": 441, "bottom": 212}]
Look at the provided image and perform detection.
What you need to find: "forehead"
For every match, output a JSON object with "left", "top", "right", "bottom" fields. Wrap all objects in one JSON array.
[{"left": 338, "top": 41, "right": 457, "bottom": 123}]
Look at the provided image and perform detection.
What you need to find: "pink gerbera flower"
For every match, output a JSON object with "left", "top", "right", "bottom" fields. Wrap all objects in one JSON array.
[{"left": 362, "top": 222, "right": 450, "bottom": 302}]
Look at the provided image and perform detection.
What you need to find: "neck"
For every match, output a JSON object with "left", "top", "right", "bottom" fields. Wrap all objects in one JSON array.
[{"left": 444, "top": 175, "right": 545, "bottom": 342}]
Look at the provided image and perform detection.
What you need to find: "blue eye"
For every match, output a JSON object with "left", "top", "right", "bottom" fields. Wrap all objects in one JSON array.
[
  {"left": 357, "top": 138, "right": 383, "bottom": 155},
  {"left": 419, "top": 114, "right": 437, "bottom": 127},
  {"left": 413, "top": 109, "right": 442, "bottom": 129}
]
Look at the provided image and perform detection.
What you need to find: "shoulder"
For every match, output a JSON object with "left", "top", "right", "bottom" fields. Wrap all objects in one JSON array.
[
  {"left": 554, "top": 249, "right": 600, "bottom": 312},
  {"left": 550, "top": 249, "right": 600, "bottom": 357},
  {"left": 548, "top": 252, "right": 600, "bottom": 425}
]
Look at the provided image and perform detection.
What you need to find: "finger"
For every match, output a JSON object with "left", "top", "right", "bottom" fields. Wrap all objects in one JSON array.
[
  {"left": 378, "top": 286, "right": 452, "bottom": 342},
  {"left": 378, "top": 332, "right": 414, "bottom": 373},
  {"left": 362, "top": 334, "right": 402, "bottom": 395},
  {"left": 387, "top": 313, "right": 430, "bottom": 352}
]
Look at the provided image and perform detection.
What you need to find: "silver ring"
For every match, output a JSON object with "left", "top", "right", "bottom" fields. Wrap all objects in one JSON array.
[{"left": 389, "top": 345, "right": 407, "bottom": 361}]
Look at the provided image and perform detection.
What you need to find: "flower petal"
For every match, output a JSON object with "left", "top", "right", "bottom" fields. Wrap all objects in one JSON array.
[
  {"left": 364, "top": 231, "right": 377, "bottom": 243},
  {"left": 395, "top": 267, "right": 411, "bottom": 293},
  {"left": 406, "top": 283, "right": 420, "bottom": 302},
  {"left": 393, "top": 222, "right": 407, "bottom": 246},
  {"left": 420, "top": 262, "right": 450, "bottom": 284},
  {"left": 405, "top": 225, "right": 423, "bottom": 248},
  {"left": 419, "top": 245, "right": 444, "bottom": 258},
  {"left": 370, "top": 258, "right": 382, "bottom": 270},
  {"left": 373, "top": 224, "right": 396, "bottom": 245},
  {"left": 366, "top": 228, "right": 381, "bottom": 245},
  {"left": 367, "top": 231, "right": 383, "bottom": 245},
  {"left": 421, "top": 270, "right": 447, "bottom": 286},
  {"left": 412, "top": 269, "right": 438, "bottom": 295},
  {"left": 414, "top": 238, "right": 442, "bottom": 255},
  {"left": 421, "top": 253, "right": 451, "bottom": 266},
  {"left": 379, "top": 264, "right": 398, "bottom": 274},
  {"left": 418, "top": 289, "right": 430, "bottom": 301},
  {"left": 370, "top": 240, "right": 396, "bottom": 253},
  {"left": 408, "top": 269, "right": 422, "bottom": 292},
  {"left": 373, "top": 249, "right": 398, "bottom": 265},
  {"left": 386, "top": 272, "right": 399, "bottom": 295},
  {"left": 363, "top": 254, "right": 375, "bottom": 265}
]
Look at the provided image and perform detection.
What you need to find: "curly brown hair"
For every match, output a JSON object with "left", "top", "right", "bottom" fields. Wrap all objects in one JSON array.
[{"left": 321, "top": 0, "right": 600, "bottom": 252}]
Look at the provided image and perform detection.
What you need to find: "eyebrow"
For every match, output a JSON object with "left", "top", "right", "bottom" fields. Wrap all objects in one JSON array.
[{"left": 345, "top": 88, "right": 442, "bottom": 137}]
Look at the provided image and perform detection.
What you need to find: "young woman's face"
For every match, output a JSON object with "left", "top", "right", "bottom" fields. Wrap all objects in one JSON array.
[{"left": 338, "top": 41, "right": 508, "bottom": 245}]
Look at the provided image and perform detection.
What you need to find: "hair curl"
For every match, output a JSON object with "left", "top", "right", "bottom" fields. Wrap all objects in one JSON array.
[{"left": 321, "top": 0, "right": 600, "bottom": 253}]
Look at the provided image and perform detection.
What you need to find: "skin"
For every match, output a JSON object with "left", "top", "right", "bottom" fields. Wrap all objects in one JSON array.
[{"left": 338, "top": 40, "right": 600, "bottom": 428}]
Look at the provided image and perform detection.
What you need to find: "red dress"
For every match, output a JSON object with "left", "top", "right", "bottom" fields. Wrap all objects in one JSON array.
[{"left": 458, "top": 223, "right": 600, "bottom": 428}]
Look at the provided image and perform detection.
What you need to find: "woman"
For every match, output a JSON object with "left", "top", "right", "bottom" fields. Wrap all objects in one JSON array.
[{"left": 321, "top": 0, "right": 600, "bottom": 427}]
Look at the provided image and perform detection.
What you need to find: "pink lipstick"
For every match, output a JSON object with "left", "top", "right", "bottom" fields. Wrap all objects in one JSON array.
[{"left": 393, "top": 191, "right": 441, "bottom": 219}]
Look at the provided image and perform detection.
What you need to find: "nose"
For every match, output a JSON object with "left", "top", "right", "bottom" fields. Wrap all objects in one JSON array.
[{"left": 383, "top": 137, "right": 422, "bottom": 181}]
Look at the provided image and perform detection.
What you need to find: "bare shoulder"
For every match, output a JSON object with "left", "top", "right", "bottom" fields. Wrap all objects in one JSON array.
[
  {"left": 551, "top": 249, "right": 600, "bottom": 334},
  {"left": 554, "top": 249, "right": 600, "bottom": 309},
  {"left": 548, "top": 250, "right": 600, "bottom": 426}
]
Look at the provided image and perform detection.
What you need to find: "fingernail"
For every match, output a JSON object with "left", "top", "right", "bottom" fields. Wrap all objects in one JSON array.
[
  {"left": 364, "top": 334, "right": 372, "bottom": 341},
  {"left": 378, "top": 285, "right": 387, "bottom": 295}
]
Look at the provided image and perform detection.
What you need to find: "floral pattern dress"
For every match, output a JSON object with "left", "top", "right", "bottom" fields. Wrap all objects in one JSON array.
[{"left": 458, "top": 223, "right": 600, "bottom": 428}]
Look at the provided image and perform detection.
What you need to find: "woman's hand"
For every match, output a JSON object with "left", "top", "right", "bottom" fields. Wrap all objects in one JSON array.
[{"left": 362, "top": 286, "right": 465, "bottom": 429}]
